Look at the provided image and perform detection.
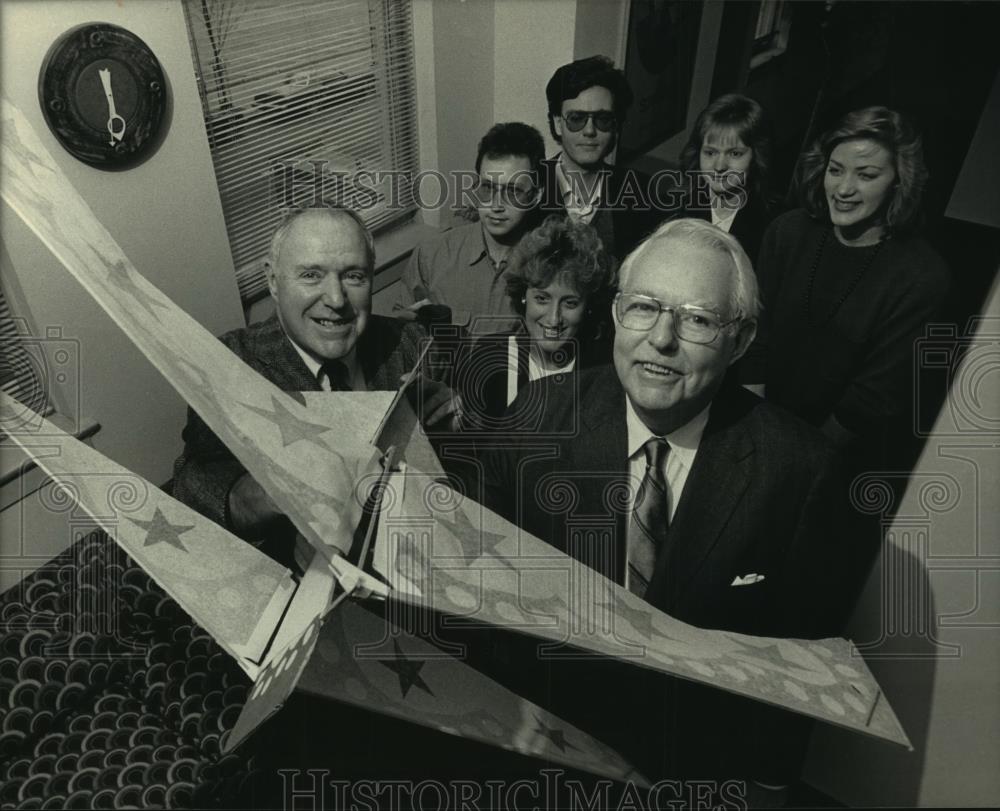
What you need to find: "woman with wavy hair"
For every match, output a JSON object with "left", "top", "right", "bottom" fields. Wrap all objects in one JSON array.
[
  {"left": 740, "top": 106, "right": 950, "bottom": 455},
  {"left": 676, "top": 93, "right": 775, "bottom": 263},
  {"left": 453, "top": 215, "right": 614, "bottom": 432}
]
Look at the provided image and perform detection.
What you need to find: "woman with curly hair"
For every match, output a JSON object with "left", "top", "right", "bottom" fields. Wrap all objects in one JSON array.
[
  {"left": 676, "top": 93, "right": 775, "bottom": 263},
  {"left": 453, "top": 215, "right": 614, "bottom": 432},
  {"left": 740, "top": 106, "right": 950, "bottom": 456}
]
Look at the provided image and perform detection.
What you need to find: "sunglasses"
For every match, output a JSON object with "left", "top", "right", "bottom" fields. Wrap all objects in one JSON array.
[{"left": 561, "top": 110, "right": 617, "bottom": 133}]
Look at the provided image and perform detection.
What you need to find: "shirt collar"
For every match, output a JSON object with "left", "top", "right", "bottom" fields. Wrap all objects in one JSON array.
[
  {"left": 624, "top": 396, "right": 710, "bottom": 467},
  {"left": 463, "top": 223, "right": 509, "bottom": 270},
  {"left": 285, "top": 331, "right": 359, "bottom": 387},
  {"left": 555, "top": 152, "right": 605, "bottom": 208}
]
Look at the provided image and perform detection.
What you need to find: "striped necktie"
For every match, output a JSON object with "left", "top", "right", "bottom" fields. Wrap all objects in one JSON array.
[{"left": 627, "top": 437, "right": 670, "bottom": 599}]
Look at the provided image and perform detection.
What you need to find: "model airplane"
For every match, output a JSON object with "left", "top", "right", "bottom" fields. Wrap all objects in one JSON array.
[{"left": 0, "top": 96, "right": 910, "bottom": 784}]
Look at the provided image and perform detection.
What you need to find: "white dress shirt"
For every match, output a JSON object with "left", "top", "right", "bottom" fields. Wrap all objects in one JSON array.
[
  {"left": 709, "top": 192, "right": 743, "bottom": 234},
  {"left": 288, "top": 339, "right": 365, "bottom": 391},
  {"left": 624, "top": 397, "right": 710, "bottom": 524},
  {"left": 555, "top": 154, "right": 604, "bottom": 225},
  {"left": 504, "top": 336, "right": 576, "bottom": 406}
]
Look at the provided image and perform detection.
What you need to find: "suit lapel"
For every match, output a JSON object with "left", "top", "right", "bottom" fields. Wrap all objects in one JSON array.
[
  {"left": 650, "top": 390, "right": 755, "bottom": 610},
  {"left": 250, "top": 316, "right": 319, "bottom": 394},
  {"left": 576, "top": 368, "right": 630, "bottom": 582}
]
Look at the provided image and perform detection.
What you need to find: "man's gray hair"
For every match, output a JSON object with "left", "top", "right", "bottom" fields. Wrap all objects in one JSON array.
[
  {"left": 267, "top": 205, "right": 375, "bottom": 272},
  {"left": 617, "top": 218, "right": 762, "bottom": 322}
]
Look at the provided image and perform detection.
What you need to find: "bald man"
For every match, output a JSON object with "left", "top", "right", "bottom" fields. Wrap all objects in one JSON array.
[{"left": 172, "top": 207, "right": 450, "bottom": 569}]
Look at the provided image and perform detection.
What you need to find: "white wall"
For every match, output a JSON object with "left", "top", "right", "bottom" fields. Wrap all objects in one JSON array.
[
  {"left": 0, "top": 0, "right": 243, "bottom": 580},
  {"left": 493, "top": 0, "right": 577, "bottom": 157}
]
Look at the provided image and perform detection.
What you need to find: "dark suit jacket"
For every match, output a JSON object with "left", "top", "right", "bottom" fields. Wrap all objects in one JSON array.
[
  {"left": 479, "top": 365, "right": 858, "bottom": 782},
  {"left": 677, "top": 193, "right": 774, "bottom": 267},
  {"left": 539, "top": 157, "right": 665, "bottom": 261},
  {"left": 172, "top": 313, "right": 428, "bottom": 556},
  {"left": 453, "top": 326, "right": 613, "bottom": 434}
]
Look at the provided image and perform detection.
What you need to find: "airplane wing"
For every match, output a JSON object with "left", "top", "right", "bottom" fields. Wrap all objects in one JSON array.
[
  {"left": 374, "top": 467, "right": 911, "bottom": 749},
  {"left": 0, "top": 395, "right": 294, "bottom": 671},
  {"left": 227, "top": 599, "right": 649, "bottom": 786},
  {"left": 1, "top": 96, "right": 378, "bottom": 568},
  {"left": 0, "top": 95, "right": 909, "bottom": 754}
]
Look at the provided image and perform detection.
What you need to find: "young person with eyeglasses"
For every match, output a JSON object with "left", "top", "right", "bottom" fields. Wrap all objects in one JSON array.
[
  {"left": 395, "top": 122, "right": 545, "bottom": 334},
  {"left": 540, "top": 55, "right": 665, "bottom": 263}
]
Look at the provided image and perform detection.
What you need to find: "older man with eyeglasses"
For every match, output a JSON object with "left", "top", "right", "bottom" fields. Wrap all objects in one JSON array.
[{"left": 479, "top": 218, "right": 864, "bottom": 802}]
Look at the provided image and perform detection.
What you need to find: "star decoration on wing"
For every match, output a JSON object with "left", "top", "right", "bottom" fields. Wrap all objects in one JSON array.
[
  {"left": 105, "top": 261, "right": 171, "bottom": 320},
  {"left": 532, "top": 715, "right": 580, "bottom": 753},
  {"left": 157, "top": 353, "right": 213, "bottom": 395},
  {"left": 377, "top": 639, "right": 434, "bottom": 699},
  {"left": 125, "top": 506, "right": 195, "bottom": 552},
  {"left": 612, "top": 592, "right": 655, "bottom": 641},
  {"left": 435, "top": 504, "right": 514, "bottom": 572},
  {"left": 240, "top": 395, "right": 334, "bottom": 448},
  {"left": 521, "top": 593, "right": 571, "bottom": 625}
]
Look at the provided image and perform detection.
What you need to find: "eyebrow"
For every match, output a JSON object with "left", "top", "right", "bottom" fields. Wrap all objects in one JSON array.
[
  {"left": 629, "top": 290, "right": 720, "bottom": 309},
  {"left": 829, "top": 158, "right": 887, "bottom": 170}
]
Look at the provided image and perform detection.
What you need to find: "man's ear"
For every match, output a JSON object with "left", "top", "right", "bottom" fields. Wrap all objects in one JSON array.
[
  {"left": 728, "top": 318, "right": 757, "bottom": 366},
  {"left": 553, "top": 114, "right": 563, "bottom": 141},
  {"left": 264, "top": 261, "right": 278, "bottom": 299}
]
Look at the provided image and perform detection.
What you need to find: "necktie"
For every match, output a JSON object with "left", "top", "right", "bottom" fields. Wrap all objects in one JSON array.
[
  {"left": 318, "top": 359, "right": 351, "bottom": 391},
  {"left": 627, "top": 437, "right": 670, "bottom": 599}
]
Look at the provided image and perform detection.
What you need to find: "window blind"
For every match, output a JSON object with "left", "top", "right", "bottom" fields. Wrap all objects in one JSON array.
[
  {"left": 184, "top": 0, "right": 419, "bottom": 303},
  {"left": 0, "top": 286, "right": 50, "bottom": 422}
]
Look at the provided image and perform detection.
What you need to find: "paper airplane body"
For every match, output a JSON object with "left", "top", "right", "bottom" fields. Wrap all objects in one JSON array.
[{"left": 0, "top": 94, "right": 910, "bottom": 783}]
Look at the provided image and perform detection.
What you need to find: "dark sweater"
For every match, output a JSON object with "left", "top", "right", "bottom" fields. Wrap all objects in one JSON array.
[{"left": 741, "top": 209, "right": 951, "bottom": 438}]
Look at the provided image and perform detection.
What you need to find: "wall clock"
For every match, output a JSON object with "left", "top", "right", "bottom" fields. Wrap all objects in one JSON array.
[{"left": 38, "top": 23, "right": 168, "bottom": 170}]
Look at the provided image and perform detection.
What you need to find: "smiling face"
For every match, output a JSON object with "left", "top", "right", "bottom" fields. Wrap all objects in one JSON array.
[
  {"left": 477, "top": 154, "right": 538, "bottom": 242},
  {"left": 554, "top": 85, "right": 616, "bottom": 170},
  {"left": 613, "top": 238, "right": 754, "bottom": 434},
  {"left": 824, "top": 138, "right": 897, "bottom": 243},
  {"left": 699, "top": 126, "right": 753, "bottom": 197},
  {"left": 523, "top": 275, "right": 586, "bottom": 358},
  {"left": 266, "top": 211, "right": 371, "bottom": 363}
]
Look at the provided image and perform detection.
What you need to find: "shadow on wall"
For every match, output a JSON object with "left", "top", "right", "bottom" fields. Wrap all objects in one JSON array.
[
  {"left": 805, "top": 490, "right": 943, "bottom": 806},
  {"left": 804, "top": 280, "right": 1000, "bottom": 805}
]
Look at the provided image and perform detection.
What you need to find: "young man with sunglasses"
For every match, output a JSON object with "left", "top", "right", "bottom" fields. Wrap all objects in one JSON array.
[
  {"left": 542, "top": 55, "right": 663, "bottom": 262},
  {"left": 480, "top": 219, "right": 861, "bottom": 802},
  {"left": 395, "top": 122, "right": 544, "bottom": 334}
]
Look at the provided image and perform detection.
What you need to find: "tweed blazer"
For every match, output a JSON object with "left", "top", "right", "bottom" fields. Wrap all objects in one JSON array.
[{"left": 171, "top": 314, "right": 427, "bottom": 536}]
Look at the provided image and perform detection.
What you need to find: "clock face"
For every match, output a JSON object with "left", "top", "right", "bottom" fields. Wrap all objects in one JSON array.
[{"left": 38, "top": 23, "right": 168, "bottom": 170}]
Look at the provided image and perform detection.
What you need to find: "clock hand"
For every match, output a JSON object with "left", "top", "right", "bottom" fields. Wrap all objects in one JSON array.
[{"left": 98, "top": 68, "right": 126, "bottom": 146}]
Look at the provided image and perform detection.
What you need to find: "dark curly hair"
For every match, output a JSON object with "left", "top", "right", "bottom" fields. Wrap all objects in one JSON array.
[
  {"left": 679, "top": 93, "right": 773, "bottom": 206},
  {"left": 796, "top": 106, "right": 927, "bottom": 233},
  {"left": 505, "top": 216, "right": 613, "bottom": 317},
  {"left": 475, "top": 122, "right": 546, "bottom": 178},
  {"left": 545, "top": 55, "right": 634, "bottom": 143}
]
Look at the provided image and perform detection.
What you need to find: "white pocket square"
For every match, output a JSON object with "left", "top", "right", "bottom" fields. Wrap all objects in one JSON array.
[{"left": 730, "top": 573, "right": 765, "bottom": 586}]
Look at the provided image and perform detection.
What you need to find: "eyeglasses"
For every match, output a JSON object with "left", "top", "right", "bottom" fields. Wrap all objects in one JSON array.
[
  {"left": 561, "top": 111, "right": 617, "bottom": 133},
  {"left": 474, "top": 178, "right": 538, "bottom": 208},
  {"left": 614, "top": 293, "right": 741, "bottom": 344}
]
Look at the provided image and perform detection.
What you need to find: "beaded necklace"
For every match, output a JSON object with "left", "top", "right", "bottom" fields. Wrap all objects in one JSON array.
[{"left": 804, "top": 227, "right": 884, "bottom": 326}]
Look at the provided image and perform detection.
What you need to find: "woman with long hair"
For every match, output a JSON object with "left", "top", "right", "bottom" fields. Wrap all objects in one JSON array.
[
  {"left": 740, "top": 106, "right": 950, "bottom": 458},
  {"left": 677, "top": 93, "right": 775, "bottom": 263}
]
